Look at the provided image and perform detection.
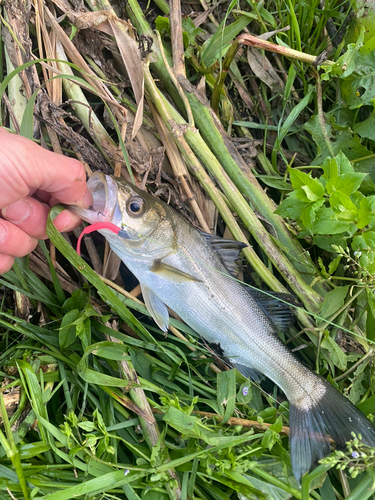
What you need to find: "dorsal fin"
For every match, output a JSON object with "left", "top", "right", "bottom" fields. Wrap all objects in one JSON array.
[
  {"left": 249, "top": 290, "right": 298, "bottom": 331},
  {"left": 200, "top": 232, "right": 248, "bottom": 278}
]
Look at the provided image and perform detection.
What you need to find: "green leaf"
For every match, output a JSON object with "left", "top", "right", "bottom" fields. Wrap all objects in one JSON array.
[
  {"left": 162, "top": 407, "right": 204, "bottom": 439},
  {"left": 319, "top": 285, "right": 349, "bottom": 320},
  {"left": 347, "top": 370, "right": 367, "bottom": 405},
  {"left": 284, "top": 62, "right": 297, "bottom": 103},
  {"left": 322, "top": 32, "right": 365, "bottom": 81},
  {"left": 322, "top": 155, "right": 339, "bottom": 180},
  {"left": 216, "top": 369, "right": 236, "bottom": 423},
  {"left": 242, "top": 473, "right": 293, "bottom": 500},
  {"left": 59, "top": 309, "right": 80, "bottom": 350},
  {"left": 341, "top": 36, "right": 375, "bottom": 108},
  {"left": 274, "top": 192, "right": 308, "bottom": 218},
  {"left": 345, "top": 472, "right": 375, "bottom": 500},
  {"left": 261, "top": 416, "right": 283, "bottom": 451},
  {"left": 0, "top": 464, "right": 21, "bottom": 482},
  {"left": 357, "top": 196, "right": 375, "bottom": 229},
  {"left": 357, "top": 394, "right": 375, "bottom": 415},
  {"left": 77, "top": 345, "right": 133, "bottom": 388},
  {"left": 256, "top": 175, "right": 292, "bottom": 191},
  {"left": 321, "top": 335, "right": 347, "bottom": 371},
  {"left": 331, "top": 190, "right": 358, "bottom": 212},
  {"left": 353, "top": 110, "right": 375, "bottom": 140},
  {"left": 305, "top": 115, "right": 373, "bottom": 171},
  {"left": 201, "top": 16, "right": 252, "bottom": 67},
  {"left": 78, "top": 421, "right": 97, "bottom": 432},
  {"left": 366, "top": 289, "right": 375, "bottom": 341},
  {"left": 63, "top": 289, "right": 89, "bottom": 312},
  {"left": 352, "top": 231, "right": 375, "bottom": 273},
  {"left": 39, "top": 240, "right": 66, "bottom": 305},
  {"left": 353, "top": 230, "right": 375, "bottom": 250},
  {"left": 155, "top": 16, "right": 170, "bottom": 36},
  {"left": 313, "top": 208, "right": 353, "bottom": 235},
  {"left": 326, "top": 173, "right": 367, "bottom": 197},
  {"left": 319, "top": 475, "right": 336, "bottom": 500},
  {"left": 182, "top": 17, "right": 204, "bottom": 46},
  {"left": 288, "top": 168, "right": 323, "bottom": 194},
  {"left": 328, "top": 255, "right": 342, "bottom": 274},
  {"left": 20, "top": 87, "right": 39, "bottom": 140},
  {"left": 41, "top": 470, "right": 150, "bottom": 500},
  {"left": 300, "top": 200, "right": 325, "bottom": 232},
  {"left": 237, "top": 382, "right": 253, "bottom": 405},
  {"left": 313, "top": 234, "right": 348, "bottom": 252},
  {"left": 91, "top": 341, "right": 131, "bottom": 361}
]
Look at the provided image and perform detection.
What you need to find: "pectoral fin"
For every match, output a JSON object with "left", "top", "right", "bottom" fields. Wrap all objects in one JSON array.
[
  {"left": 150, "top": 260, "right": 202, "bottom": 283},
  {"left": 141, "top": 284, "right": 169, "bottom": 332}
]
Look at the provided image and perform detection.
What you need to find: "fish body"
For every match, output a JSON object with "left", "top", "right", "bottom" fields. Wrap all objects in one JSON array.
[{"left": 70, "top": 172, "right": 375, "bottom": 481}]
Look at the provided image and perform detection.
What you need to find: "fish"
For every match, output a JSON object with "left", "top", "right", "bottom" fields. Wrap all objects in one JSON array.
[{"left": 69, "top": 172, "right": 375, "bottom": 482}]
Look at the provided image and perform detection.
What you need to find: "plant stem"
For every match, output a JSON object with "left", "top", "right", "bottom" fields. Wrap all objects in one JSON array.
[
  {"left": 237, "top": 33, "right": 334, "bottom": 66},
  {"left": 0, "top": 392, "right": 31, "bottom": 500},
  {"left": 211, "top": 40, "right": 239, "bottom": 114},
  {"left": 315, "top": 71, "right": 335, "bottom": 157}
]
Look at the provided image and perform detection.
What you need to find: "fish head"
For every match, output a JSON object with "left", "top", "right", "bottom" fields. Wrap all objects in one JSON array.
[
  {"left": 69, "top": 172, "right": 177, "bottom": 259},
  {"left": 80, "top": 172, "right": 119, "bottom": 223}
]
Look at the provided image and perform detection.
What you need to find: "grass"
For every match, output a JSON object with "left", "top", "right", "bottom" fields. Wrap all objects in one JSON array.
[{"left": 1, "top": 0, "right": 375, "bottom": 498}]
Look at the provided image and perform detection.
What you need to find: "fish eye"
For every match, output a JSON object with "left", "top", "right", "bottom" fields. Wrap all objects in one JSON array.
[{"left": 127, "top": 196, "right": 145, "bottom": 217}]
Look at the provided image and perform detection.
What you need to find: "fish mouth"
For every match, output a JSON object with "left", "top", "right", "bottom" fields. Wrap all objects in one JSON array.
[{"left": 69, "top": 172, "right": 119, "bottom": 225}]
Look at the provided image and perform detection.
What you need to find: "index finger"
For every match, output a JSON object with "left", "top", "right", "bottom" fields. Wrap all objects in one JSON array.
[{"left": 0, "top": 128, "right": 91, "bottom": 209}]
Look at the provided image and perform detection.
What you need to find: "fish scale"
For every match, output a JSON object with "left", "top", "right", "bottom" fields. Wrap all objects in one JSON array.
[{"left": 69, "top": 172, "right": 375, "bottom": 482}]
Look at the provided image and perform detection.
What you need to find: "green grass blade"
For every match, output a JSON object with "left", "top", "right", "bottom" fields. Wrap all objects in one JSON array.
[{"left": 272, "top": 88, "right": 314, "bottom": 167}]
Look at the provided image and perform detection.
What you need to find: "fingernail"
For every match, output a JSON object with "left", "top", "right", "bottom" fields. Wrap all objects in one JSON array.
[
  {"left": 3, "top": 199, "right": 32, "bottom": 223},
  {"left": 61, "top": 221, "right": 78, "bottom": 232},
  {"left": 0, "top": 222, "right": 7, "bottom": 243}
]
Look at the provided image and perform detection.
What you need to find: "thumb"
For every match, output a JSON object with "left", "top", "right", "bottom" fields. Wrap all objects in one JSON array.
[{"left": 0, "top": 129, "right": 91, "bottom": 209}]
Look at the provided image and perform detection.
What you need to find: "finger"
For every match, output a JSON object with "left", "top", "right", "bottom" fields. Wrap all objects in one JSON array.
[
  {"left": 0, "top": 220, "right": 38, "bottom": 257},
  {"left": 34, "top": 189, "right": 51, "bottom": 203},
  {"left": 2, "top": 197, "right": 84, "bottom": 238},
  {"left": 2, "top": 197, "right": 50, "bottom": 239},
  {"left": 0, "top": 128, "right": 92, "bottom": 209},
  {"left": 0, "top": 254, "right": 15, "bottom": 274},
  {"left": 53, "top": 209, "right": 83, "bottom": 233}
]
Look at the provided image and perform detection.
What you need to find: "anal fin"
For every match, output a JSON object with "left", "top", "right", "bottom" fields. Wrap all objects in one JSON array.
[{"left": 231, "top": 361, "right": 264, "bottom": 383}]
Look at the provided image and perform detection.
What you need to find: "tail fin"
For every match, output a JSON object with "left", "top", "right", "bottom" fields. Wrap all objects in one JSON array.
[{"left": 289, "top": 378, "right": 375, "bottom": 482}]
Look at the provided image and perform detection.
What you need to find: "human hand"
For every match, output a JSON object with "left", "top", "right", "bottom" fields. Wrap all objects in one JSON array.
[{"left": 0, "top": 128, "right": 92, "bottom": 274}]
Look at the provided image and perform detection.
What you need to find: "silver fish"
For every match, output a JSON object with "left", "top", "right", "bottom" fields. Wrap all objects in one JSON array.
[{"left": 70, "top": 172, "right": 375, "bottom": 481}]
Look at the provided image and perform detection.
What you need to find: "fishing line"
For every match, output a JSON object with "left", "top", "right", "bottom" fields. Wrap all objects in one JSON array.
[
  {"left": 78, "top": 215, "right": 375, "bottom": 348},
  {"left": 76, "top": 207, "right": 374, "bottom": 412},
  {"left": 78, "top": 219, "right": 351, "bottom": 413}
]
